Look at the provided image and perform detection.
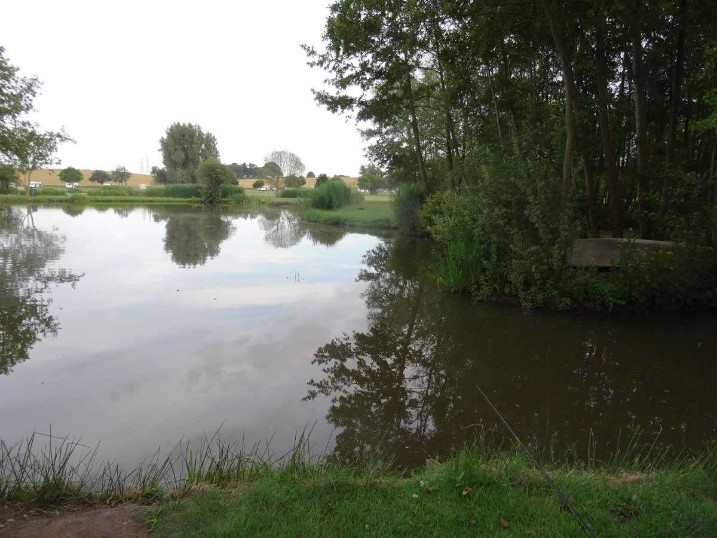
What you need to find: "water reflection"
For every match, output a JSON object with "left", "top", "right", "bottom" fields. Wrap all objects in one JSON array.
[
  {"left": 307, "top": 238, "right": 717, "bottom": 467},
  {"left": 0, "top": 207, "right": 82, "bottom": 374},
  {"left": 257, "top": 209, "right": 347, "bottom": 249},
  {"left": 151, "top": 207, "right": 235, "bottom": 267}
]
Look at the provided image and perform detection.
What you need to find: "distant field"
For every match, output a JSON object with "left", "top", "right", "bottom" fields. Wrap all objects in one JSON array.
[
  {"left": 28, "top": 169, "right": 153, "bottom": 187},
  {"left": 30, "top": 170, "right": 357, "bottom": 190},
  {"left": 238, "top": 177, "right": 358, "bottom": 190}
]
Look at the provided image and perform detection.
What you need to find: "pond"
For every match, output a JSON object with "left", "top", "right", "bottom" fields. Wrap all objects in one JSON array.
[{"left": 1, "top": 205, "right": 715, "bottom": 468}]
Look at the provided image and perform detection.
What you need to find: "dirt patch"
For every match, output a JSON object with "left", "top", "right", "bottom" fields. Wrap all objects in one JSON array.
[{"left": 0, "top": 503, "right": 146, "bottom": 538}]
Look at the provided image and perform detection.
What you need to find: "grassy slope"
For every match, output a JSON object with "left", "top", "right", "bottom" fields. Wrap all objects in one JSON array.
[
  {"left": 147, "top": 452, "right": 717, "bottom": 537},
  {"left": 300, "top": 194, "right": 394, "bottom": 229}
]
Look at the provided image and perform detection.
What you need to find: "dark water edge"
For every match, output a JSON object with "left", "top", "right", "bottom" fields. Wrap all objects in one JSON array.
[{"left": 307, "top": 236, "right": 717, "bottom": 467}]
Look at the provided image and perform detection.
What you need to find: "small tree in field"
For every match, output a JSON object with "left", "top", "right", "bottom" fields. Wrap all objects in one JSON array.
[
  {"left": 307, "top": 171, "right": 315, "bottom": 178},
  {"left": 315, "top": 173, "right": 329, "bottom": 187},
  {"left": 89, "top": 170, "right": 110, "bottom": 185},
  {"left": 252, "top": 179, "right": 265, "bottom": 189},
  {"left": 111, "top": 166, "right": 131, "bottom": 185},
  {"left": 261, "top": 161, "right": 282, "bottom": 191},
  {"left": 198, "top": 158, "right": 234, "bottom": 205},
  {"left": 59, "top": 166, "right": 83, "bottom": 184},
  {"left": 284, "top": 175, "right": 306, "bottom": 188}
]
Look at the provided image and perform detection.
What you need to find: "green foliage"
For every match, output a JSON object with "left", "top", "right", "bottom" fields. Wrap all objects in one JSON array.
[
  {"left": 86, "top": 186, "right": 134, "bottom": 197},
  {"left": 615, "top": 242, "right": 717, "bottom": 311},
  {"left": 69, "top": 192, "right": 89, "bottom": 204},
  {"left": 197, "top": 158, "right": 234, "bottom": 205},
  {"left": 315, "top": 173, "right": 329, "bottom": 187},
  {"left": 309, "top": 179, "right": 352, "bottom": 209},
  {"left": 58, "top": 166, "right": 82, "bottom": 184},
  {"left": 392, "top": 183, "right": 425, "bottom": 235},
  {"left": 143, "top": 184, "right": 203, "bottom": 198},
  {"left": 284, "top": 175, "right": 306, "bottom": 188},
  {"left": 159, "top": 123, "right": 219, "bottom": 184},
  {"left": 0, "top": 164, "right": 18, "bottom": 192},
  {"left": 151, "top": 166, "right": 170, "bottom": 184},
  {"left": 306, "top": 171, "right": 315, "bottom": 178},
  {"left": 110, "top": 166, "right": 131, "bottom": 185},
  {"left": 280, "top": 188, "right": 308, "bottom": 199},
  {"left": 36, "top": 187, "right": 66, "bottom": 196},
  {"left": 88, "top": 170, "right": 110, "bottom": 185},
  {"left": 224, "top": 185, "right": 247, "bottom": 204},
  {"left": 252, "top": 179, "right": 265, "bottom": 189},
  {"left": 358, "top": 163, "right": 386, "bottom": 194}
]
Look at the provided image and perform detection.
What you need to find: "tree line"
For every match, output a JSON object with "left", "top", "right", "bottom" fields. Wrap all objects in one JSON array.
[{"left": 307, "top": 0, "right": 717, "bottom": 310}]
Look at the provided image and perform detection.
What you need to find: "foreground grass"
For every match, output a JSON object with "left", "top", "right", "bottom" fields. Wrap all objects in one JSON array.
[
  {"left": 148, "top": 450, "right": 717, "bottom": 537},
  {"left": 1, "top": 431, "right": 715, "bottom": 536},
  {"left": 301, "top": 194, "right": 395, "bottom": 229}
]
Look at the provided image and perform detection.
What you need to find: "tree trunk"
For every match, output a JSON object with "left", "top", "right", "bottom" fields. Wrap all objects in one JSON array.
[
  {"left": 710, "top": 140, "right": 716, "bottom": 248},
  {"left": 542, "top": 0, "right": 576, "bottom": 210},
  {"left": 542, "top": 0, "right": 598, "bottom": 233},
  {"left": 405, "top": 74, "right": 430, "bottom": 194},
  {"left": 630, "top": 0, "right": 651, "bottom": 238},
  {"left": 595, "top": 3, "right": 623, "bottom": 237},
  {"left": 660, "top": 0, "right": 688, "bottom": 219},
  {"left": 666, "top": 0, "right": 687, "bottom": 167}
]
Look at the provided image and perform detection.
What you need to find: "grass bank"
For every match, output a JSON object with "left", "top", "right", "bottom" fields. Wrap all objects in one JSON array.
[
  {"left": 148, "top": 449, "right": 717, "bottom": 537},
  {"left": 300, "top": 194, "right": 395, "bottom": 229},
  {"left": 1, "top": 431, "right": 715, "bottom": 536}
]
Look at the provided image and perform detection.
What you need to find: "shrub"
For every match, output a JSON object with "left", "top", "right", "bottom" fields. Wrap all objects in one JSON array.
[
  {"left": 392, "top": 184, "right": 425, "bottom": 235},
  {"left": 69, "top": 193, "right": 89, "bottom": 204},
  {"left": 280, "top": 188, "right": 308, "bottom": 199},
  {"left": 143, "top": 184, "right": 203, "bottom": 198},
  {"left": 309, "top": 179, "right": 352, "bottom": 209},
  {"left": 36, "top": 187, "right": 67, "bottom": 196},
  {"left": 284, "top": 175, "right": 307, "bottom": 188},
  {"left": 225, "top": 185, "right": 247, "bottom": 204},
  {"left": 198, "top": 158, "right": 234, "bottom": 205},
  {"left": 87, "top": 186, "right": 133, "bottom": 196},
  {"left": 252, "top": 179, "right": 265, "bottom": 189}
]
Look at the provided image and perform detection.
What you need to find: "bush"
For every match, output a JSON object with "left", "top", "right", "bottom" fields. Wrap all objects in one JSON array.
[
  {"left": 284, "top": 175, "right": 307, "bottom": 188},
  {"left": 36, "top": 187, "right": 67, "bottom": 196},
  {"left": 198, "top": 158, "right": 234, "bottom": 205},
  {"left": 143, "top": 184, "right": 203, "bottom": 198},
  {"left": 87, "top": 186, "right": 134, "bottom": 196},
  {"left": 392, "top": 184, "right": 425, "bottom": 235},
  {"left": 225, "top": 185, "right": 247, "bottom": 204},
  {"left": 252, "top": 179, "right": 265, "bottom": 189},
  {"left": 309, "top": 179, "right": 352, "bottom": 209},
  {"left": 69, "top": 192, "right": 89, "bottom": 204},
  {"left": 280, "top": 188, "right": 308, "bottom": 199}
]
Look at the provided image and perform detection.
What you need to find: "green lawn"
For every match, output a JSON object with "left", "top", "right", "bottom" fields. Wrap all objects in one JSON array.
[
  {"left": 301, "top": 194, "right": 394, "bottom": 229},
  {"left": 146, "top": 451, "right": 717, "bottom": 537}
]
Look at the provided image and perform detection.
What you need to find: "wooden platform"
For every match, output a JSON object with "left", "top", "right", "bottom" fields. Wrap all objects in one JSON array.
[{"left": 566, "top": 238, "right": 673, "bottom": 267}]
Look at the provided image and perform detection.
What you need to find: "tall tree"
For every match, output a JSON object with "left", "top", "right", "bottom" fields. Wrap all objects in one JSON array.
[{"left": 159, "top": 123, "right": 219, "bottom": 184}]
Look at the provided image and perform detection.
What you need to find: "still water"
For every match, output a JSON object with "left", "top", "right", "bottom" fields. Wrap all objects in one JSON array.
[{"left": 1, "top": 205, "right": 715, "bottom": 467}]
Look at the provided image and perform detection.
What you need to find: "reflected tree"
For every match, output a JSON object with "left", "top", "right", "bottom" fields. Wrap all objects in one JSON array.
[
  {"left": 258, "top": 211, "right": 306, "bottom": 249},
  {"left": 307, "top": 238, "right": 717, "bottom": 467},
  {"left": 0, "top": 207, "right": 82, "bottom": 375},
  {"left": 154, "top": 209, "right": 235, "bottom": 267},
  {"left": 258, "top": 210, "right": 348, "bottom": 249}
]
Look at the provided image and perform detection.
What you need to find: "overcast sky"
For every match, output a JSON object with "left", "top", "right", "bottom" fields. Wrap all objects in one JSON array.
[{"left": 2, "top": 0, "right": 366, "bottom": 176}]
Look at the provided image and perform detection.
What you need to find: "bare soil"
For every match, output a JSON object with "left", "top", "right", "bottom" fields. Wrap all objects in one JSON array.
[{"left": 0, "top": 503, "right": 146, "bottom": 538}]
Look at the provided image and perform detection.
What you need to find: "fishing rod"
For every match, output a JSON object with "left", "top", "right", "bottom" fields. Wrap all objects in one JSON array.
[{"left": 475, "top": 384, "right": 595, "bottom": 538}]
